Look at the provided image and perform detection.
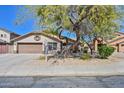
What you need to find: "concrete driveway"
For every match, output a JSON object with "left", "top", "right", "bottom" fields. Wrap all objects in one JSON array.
[{"left": 0, "top": 54, "right": 41, "bottom": 76}]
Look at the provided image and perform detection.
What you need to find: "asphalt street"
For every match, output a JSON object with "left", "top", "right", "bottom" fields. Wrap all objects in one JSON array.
[{"left": 0, "top": 76, "right": 124, "bottom": 88}]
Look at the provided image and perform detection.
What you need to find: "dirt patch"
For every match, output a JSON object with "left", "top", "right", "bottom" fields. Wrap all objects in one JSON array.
[{"left": 35, "top": 52, "right": 124, "bottom": 66}]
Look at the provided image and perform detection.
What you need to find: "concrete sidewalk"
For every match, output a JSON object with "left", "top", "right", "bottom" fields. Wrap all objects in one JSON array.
[
  {"left": 3, "top": 60, "right": 124, "bottom": 77},
  {"left": 0, "top": 53, "right": 124, "bottom": 76}
]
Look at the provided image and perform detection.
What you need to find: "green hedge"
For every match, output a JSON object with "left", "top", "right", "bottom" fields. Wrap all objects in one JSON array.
[{"left": 98, "top": 44, "right": 115, "bottom": 59}]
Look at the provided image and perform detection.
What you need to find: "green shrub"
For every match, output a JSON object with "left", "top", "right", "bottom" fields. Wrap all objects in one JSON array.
[
  {"left": 98, "top": 44, "right": 115, "bottom": 59},
  {"left": 80, "top": 53, "right": 91, "bottom": 60}
]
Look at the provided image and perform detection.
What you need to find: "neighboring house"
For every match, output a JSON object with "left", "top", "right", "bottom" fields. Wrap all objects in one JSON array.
[
  {"left": 0, "top": 28, "right": 20, "bottom": 43},
  {"left": 92, "top": 32, "right": 124, "bottom": 53},
  {"left": 11, "top": 31, "right": 62, "bottom": 54},
  {"left": 0, "top": 28, "right": 20, "bottom": 53},
  {"left": 107, "top": 32, "right": 124, "bottom": 52},
  {"left": 0, "top": 28, "right": 11, "bottom": 43}
]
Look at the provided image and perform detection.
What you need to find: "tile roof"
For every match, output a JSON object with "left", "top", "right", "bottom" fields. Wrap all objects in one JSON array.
[{"left": 107, "top": 32, "right": 124, "bottom": 44}]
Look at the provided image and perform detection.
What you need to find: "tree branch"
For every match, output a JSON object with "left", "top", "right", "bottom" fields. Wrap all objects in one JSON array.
[{"left": 78, "top": 5, "right": 94, "bottom": 24}]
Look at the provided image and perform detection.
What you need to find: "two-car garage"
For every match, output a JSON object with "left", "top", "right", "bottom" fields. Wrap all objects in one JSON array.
[{"left": 17, "top": 43, "right": 42, "bottom": 53}]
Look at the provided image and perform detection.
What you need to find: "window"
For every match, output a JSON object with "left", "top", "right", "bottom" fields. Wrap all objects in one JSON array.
[
  {"left": 1, "top": 34, "right": 3, "bottom": 37},
  {"left": 47, "top": 42, "right": 57, "bottom": 50}
]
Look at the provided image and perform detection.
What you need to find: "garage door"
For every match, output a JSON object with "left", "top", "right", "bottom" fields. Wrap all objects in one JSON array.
[
  {"left": 18, "top": 43, "right": 42, "bottom": 53},
  {"left": 0, "top": 44, "right": 9, "bottom": 54}
]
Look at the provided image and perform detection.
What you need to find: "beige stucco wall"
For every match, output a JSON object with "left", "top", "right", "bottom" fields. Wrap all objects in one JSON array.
[
  {"left": 0, "top": 29, "right": 10, "bottom": 43},
  {"left": 109, "top": 43, "right": 124, "bottom": 52},
  {"left": 119, "top": 45, "right": 124, "bottom": 52},
  {"left": 14, "top": 34, "right": 61, "bottom": 52}
]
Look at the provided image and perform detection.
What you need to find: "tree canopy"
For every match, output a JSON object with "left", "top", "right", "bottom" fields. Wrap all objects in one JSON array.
[
  {"left": 25, "top": 5, "right": 121, "bottom": 39},
  {"left": 16, "top": 5, "right": 124, "bottom": 54}
]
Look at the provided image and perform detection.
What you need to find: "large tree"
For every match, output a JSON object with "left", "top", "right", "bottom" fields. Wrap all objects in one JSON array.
[
  {"left": 17, "top": 5, "right": 122, "bottom": 54},
  {"left": 79, "top": 6, "right": 120, "bottom": 54}
]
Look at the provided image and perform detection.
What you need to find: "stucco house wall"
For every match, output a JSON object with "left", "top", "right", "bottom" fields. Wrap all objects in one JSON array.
[{"left": 0, "top": 29, "right": 10, "bottom": 43}]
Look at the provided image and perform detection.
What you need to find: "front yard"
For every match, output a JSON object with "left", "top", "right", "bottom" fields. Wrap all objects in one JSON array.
[
  {"left": 39, "top": 52, "right": 124, "bottom": 66},
  {"left": 0, "top": 52, "right": 124, "bottom": 76}
]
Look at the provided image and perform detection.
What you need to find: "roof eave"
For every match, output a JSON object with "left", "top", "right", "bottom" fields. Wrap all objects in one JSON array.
[{"left": 11, "top": 32, "right": 62, "bottom": 43}]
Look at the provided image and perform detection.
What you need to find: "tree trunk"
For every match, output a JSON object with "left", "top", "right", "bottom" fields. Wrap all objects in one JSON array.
[
  {"left": 81, "top": 37, "right": 93, "bottom": 55},
  {"left": 72, "top": 31, "right": 80, "bottom": 52},
  {"left": 85, "top": 41, "right": 93, "bottom": 55},
  {"left": 89, "top": 46, "right": 93, "bottom": 55}
]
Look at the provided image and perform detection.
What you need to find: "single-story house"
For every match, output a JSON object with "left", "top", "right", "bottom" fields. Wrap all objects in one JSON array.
[
  {"left": 93, "top": 32, "right": 124, "bottom": 52},
  {"left": 12, "top": 31, "right": 124, "bottom": 54},
  {"left": 11, "top": 31, "right": 62, "bottom": 54}
]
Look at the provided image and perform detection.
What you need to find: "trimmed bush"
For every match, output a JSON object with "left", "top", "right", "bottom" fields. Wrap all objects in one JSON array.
[
  {"left": 98, "top": 44, "right": 115, "bottom": 59},
  {"left": 80, "top": 53, "right": 91, "bottom": 60}
]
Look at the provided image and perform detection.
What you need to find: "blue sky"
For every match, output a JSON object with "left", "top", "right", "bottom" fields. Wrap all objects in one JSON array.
[
  {"left": 0, "top": 5, "right": 35, "bottom": 35},
  {"left": 0, "top": 5, "right": 123, "bottom": 36}
]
